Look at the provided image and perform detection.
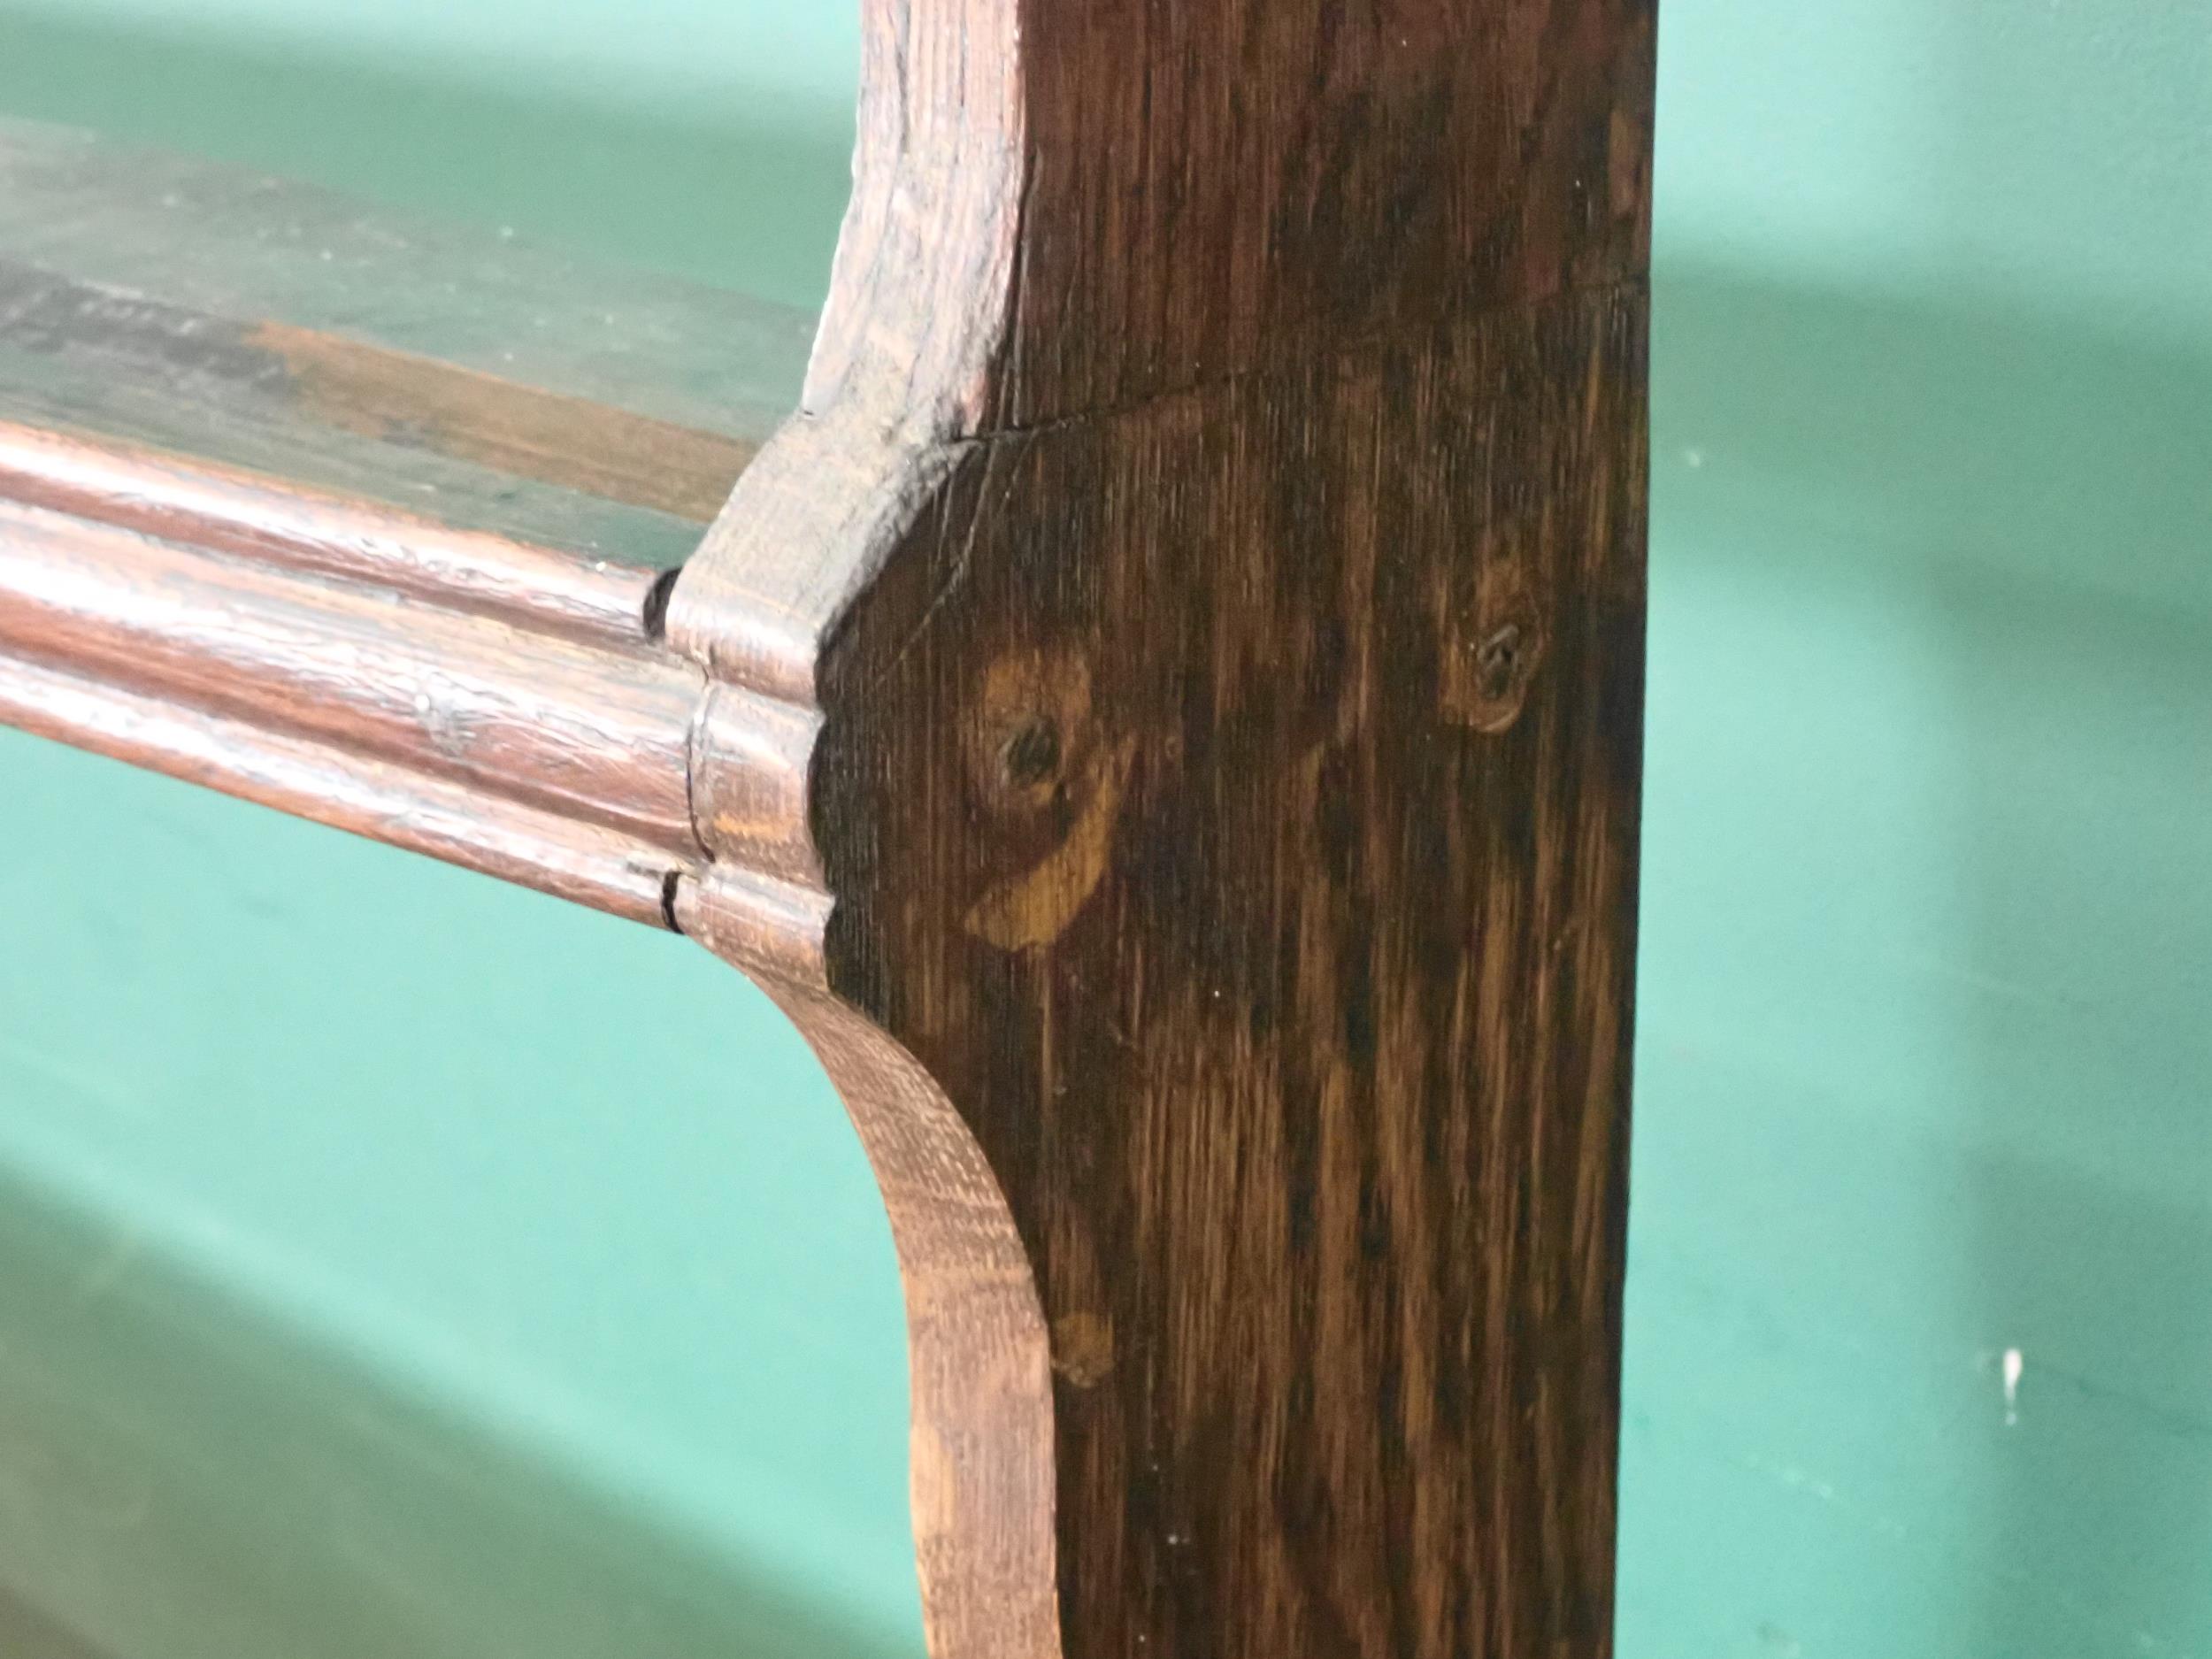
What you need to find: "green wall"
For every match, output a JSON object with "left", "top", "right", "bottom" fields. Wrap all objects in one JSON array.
[{"left": 0, "top": 3, "right": 2207, "bottom": 1655}]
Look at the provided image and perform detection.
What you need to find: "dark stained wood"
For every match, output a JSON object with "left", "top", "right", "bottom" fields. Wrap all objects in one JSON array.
[
  {"left": 0, "top": 2, "right": 1653, "bottom": 1647},
  {"left": 995, "top": 9, "right": 1651, "bottom": 426},
  {"left": 826, "top": 290, "right": 1644, "bottom": 1659},
  {"left": 669, "top": 4, "right": 1655, "bottom": 1658}
]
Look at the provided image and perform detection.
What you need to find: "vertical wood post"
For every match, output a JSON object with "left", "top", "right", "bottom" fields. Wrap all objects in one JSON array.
[{"left": 669, "top": 4, "right": 1655, "bottom": 1655}]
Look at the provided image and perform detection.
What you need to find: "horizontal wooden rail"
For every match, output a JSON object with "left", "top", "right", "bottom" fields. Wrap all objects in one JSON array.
[
  {"left": 0, "top": 421, "right": 672, "bottom": 649},
  {"left": 0, "top": 421, "right": 848, "bottom": 930},
  {"left": 0, "top": 650, "right": 685, "bottom": 925},
  {"left": 0, "top": 119, "right": 826, "bottom": 929},
  {"left": 0, "top": 440, "right": 700, "bottom": 922}
]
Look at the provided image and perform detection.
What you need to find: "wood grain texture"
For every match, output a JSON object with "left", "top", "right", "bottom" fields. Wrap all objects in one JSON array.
[
  {"left": 0, "top": 259, "right": 746, "bottom": 553},
  {"left": 669, "top": 4, "right": 1656, "bottom": 1657},
  {"left": 0, "top": 126, "right": 824, "bottom": 924},
  {"left": 0, "top": 650, "right": 685, "bottom": 925},
  {"left": 0, "top": 119, "right": 812, "bottom": 440},
  {"left": 813, "top": 291, "right": 1645, "bottom": 1659},
  {"left": 0, "top": 475, "right": 710, "bottom": 919},
  {"left": 0, "top": 422, "right": 670, "bottom": 648},
  {"left": 247, "top": 320, "right": 756, "bottom": 524},
  {"left": 0, "top": 10, "right": 1651, "bottom": 1647},
  {"left": 0, "top": 497, "right": 699, "bottom": 848}
]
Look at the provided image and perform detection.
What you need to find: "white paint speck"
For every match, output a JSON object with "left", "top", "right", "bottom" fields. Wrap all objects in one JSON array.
[
  {"left": 2002, "top": 1347, "right": 2024, "bottom": 1426},
  {"left": 413, "top": 693, "right": 433, "bottom": 716},
  {"left": 1683, "top": 447, "right": 1706, "bottom": 469}
]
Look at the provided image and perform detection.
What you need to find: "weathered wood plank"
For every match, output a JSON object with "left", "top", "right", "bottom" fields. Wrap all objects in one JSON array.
[
  {"left": 0, "top": 651, "right": 684, "bottom": 926},
  {"left": 0, "top": 422, "right": 667, "bottom": 648},
  {"left": 0, "top": 119, "right": 812, "bottom": 558},
  {"left": 0, "top": 119, "right": 811, "bottom": 436},
  {"left": 0, "top": 122, "right": 829, "bottom": 921}
]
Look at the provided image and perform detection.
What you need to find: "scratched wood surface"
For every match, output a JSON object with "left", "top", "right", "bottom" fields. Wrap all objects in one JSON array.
[
  {"left": 669, "top": 4, "right": 1657, "bottom": 1657},
  {"left": 0, "top": 119, "right": 810, "bottom": 560}
]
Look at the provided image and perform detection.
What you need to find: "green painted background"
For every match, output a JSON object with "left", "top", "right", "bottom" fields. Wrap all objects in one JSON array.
[{"left": 0, "top": 3, "right": 2206, "bottom": 1654}]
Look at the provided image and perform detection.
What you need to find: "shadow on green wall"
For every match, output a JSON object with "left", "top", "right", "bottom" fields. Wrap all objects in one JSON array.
[
  {"left": 0, "top": 1163, "right": 907, "bottom": 1659},
  {"left": 1629, "top": 263, "right": 2212, "bottom": 1655}
]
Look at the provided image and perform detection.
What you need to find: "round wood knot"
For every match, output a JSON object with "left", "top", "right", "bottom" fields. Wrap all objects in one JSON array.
[
  {"left": 966, "top": 648, "right": 1092, "bottom": 814},
  {"left": 1442, "top": 568, "right": 1545, "bottom": 734},
  {"left": 962, "top": 649, "right": 1136, "bottom": 951},
  {"left": 1475, "top": 622, "right": 1527, "bottom": 700},
  {"left": 1050, "top": 1312, "right": 1115, "bottom": 1388}
]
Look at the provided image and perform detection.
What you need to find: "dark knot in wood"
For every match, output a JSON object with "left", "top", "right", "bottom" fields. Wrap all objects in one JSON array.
[
  {"left": 1476, "top": 621, "right": 1528, "bottom": 701},
  {"left": 1001, "top": 717, "right": 1064, "bottom": 790}
]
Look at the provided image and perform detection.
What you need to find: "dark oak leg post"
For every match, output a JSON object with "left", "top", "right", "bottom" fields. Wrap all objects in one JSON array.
[{"left": 671, "top": 4, "right": 1655, "bottom": 1656}]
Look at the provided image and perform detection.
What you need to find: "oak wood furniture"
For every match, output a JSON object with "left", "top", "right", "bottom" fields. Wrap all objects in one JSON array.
[{"left": 0, "top": 4, "right": 1654, "bottom": 1655}]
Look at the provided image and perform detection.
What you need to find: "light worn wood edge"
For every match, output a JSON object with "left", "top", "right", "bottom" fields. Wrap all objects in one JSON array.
[{"left": 0, "top": 489, "right": 699, "bottom": 846}]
